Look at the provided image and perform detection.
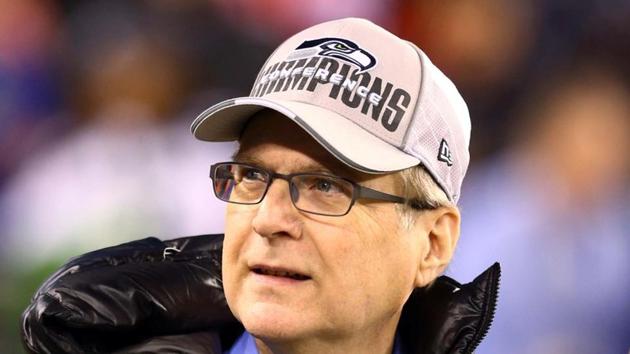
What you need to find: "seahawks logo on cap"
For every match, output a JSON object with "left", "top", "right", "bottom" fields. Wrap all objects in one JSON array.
[{"left": 291, "top": 37, "right": 377, "bottom": 73}]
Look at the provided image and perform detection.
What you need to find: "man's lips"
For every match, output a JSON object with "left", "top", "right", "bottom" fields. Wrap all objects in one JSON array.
[{"left": 249, "top": 264, "right": 311, "bottom": 281}]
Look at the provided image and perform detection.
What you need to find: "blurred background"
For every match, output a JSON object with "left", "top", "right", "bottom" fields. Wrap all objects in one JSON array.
[{"left": 0, "top": 0, "right": 627, "bottom": 353}]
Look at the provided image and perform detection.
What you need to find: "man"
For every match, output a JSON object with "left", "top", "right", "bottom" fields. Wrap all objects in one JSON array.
[{"left": 22, "top": 18, "right": 499, "bottom": 353}]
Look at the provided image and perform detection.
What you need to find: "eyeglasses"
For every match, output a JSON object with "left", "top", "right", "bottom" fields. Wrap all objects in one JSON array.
[{"left": 209, "top": 162, "right": 435, "bottom": 217}]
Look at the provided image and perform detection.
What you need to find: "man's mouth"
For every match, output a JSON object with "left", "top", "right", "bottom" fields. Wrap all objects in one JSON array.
[{"left": 251, "top": 267, "right": 311, "bottom": 281}]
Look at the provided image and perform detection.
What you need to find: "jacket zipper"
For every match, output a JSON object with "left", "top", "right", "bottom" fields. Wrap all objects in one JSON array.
[{"left": 464, "top": 262, "right": 501, "bottom": 354}]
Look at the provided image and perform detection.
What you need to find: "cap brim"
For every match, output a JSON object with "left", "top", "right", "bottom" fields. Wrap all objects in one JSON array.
[{"left": 191, "top": 97, "right": 420, "bottom": 173}]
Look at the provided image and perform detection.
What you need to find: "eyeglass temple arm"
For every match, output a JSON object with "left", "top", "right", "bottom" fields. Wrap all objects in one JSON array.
[
  {"left": 356, "top": 186, "right": 438, "bottom": 210},
  {"left": 355, "top": 185, "right": 406, "bottom": 203}
]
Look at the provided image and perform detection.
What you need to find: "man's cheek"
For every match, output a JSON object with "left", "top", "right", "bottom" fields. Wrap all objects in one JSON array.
[{"left": 226, "top": 203, "right": 259, "bottom": 217}]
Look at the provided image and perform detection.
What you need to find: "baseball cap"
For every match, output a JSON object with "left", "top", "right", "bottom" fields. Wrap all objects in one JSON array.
[{"left": 191, "top": 17, "right": 471, "bottom": 203}]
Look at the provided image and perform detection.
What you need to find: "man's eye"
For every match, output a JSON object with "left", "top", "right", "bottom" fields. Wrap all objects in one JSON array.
[
  {"left": 310, "top": 178, "right": 343, "bottom": 194},
  {"left": 315, "top": 179, "right": 333, "bottom": 192},
  {"left": 242, "top": 168, "right": 265, "bottom": 181}
]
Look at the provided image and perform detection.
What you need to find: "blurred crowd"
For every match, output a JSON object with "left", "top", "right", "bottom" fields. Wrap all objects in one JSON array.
[{"left": 0, "top": 0, "right": 628, "bottom": 353}]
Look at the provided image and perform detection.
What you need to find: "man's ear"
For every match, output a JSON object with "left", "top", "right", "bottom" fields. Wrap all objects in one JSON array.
[{"left": 414, "top": 206, "right": 461, "bottom": 288}]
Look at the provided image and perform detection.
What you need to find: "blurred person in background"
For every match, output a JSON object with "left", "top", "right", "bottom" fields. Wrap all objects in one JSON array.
[
  {"left": 0, "top": 1, "right": 268, "bottom": 351},
  {"left": 0, "top": 1, "right": 69, "bottom": 350},
  {"left": 0, "top": 0, "right": 67, "bottom": 188},
  {"left": 449, "top": 64, "right": 630, "bottom": 354},
  {"left": 0, "top": 0, "right": 237, "bottom": 268}
]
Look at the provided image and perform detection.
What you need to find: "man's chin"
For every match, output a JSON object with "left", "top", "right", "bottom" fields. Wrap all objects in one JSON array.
[{"left": 239, "top": 303, "right": 314, "bottom": 340}]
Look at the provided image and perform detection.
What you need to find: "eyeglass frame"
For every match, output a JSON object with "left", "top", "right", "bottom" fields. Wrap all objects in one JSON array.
[{"left": 209, "top": 162, "right": 437, "bottom": 217}]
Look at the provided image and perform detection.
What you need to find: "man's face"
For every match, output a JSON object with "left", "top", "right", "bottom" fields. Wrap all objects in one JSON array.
[{"left": 222, "top": 110, "right": 432, "bottom": 342}]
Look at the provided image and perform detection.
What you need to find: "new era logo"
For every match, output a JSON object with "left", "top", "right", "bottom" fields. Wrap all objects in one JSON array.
[{"left": 438, "top": 139, "right": 453, "bottom": 166}]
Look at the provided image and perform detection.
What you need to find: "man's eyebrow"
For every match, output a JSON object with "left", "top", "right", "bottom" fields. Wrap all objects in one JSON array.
[
  {"left": 232, "top": 152, "right": 333, "bottom": 174},
  {"left": 232, "top": 152, "right": 263, "bottom": 165}
]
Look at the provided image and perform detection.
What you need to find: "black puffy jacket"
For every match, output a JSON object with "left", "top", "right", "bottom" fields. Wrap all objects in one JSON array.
[{"left": 21, "top": 234, "right": 500, "bottom": 354}]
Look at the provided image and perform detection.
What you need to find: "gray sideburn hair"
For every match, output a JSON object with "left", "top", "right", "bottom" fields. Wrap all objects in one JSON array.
[{"left": 394, "top": 166, "right": 454, "bottom": 230}]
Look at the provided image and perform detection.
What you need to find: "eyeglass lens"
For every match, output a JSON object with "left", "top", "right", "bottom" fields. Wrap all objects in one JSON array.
[{"left": 212, "top": 163, "right": 355, "bottom": 216}]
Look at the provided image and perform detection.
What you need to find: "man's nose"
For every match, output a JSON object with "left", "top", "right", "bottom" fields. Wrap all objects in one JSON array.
[{"left": 251, "top": 179, "right": 303, "bottom": 239}]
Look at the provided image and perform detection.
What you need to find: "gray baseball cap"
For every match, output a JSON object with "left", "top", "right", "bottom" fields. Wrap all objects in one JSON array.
[{"left": 191, "top": 17, "right": 471, "bottom": 203}]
